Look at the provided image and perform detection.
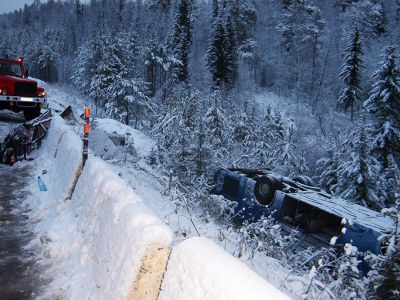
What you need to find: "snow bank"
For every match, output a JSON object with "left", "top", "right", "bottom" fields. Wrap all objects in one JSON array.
[
  {"left": 40, "top": 114, "right": 82, "bottom": 200},
  {"left": 62, "top": 156, "right": 172, "bottom": 299},
  {"left": 28, "top": 115, "right": 172, "bottom": 299},
  {"left": 159, "top": 237, "right": 291, "bottom": 300},
  {"left": 28, "top": 114, "right": 82, "bottom": 235},
  {"left": 96, "top": 118, "right": 155, "bottom": 157}
]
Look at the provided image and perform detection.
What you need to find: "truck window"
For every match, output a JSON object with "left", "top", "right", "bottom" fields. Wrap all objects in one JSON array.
[{"left": 0, "top": 61, "right": 22, "bottom": 77}]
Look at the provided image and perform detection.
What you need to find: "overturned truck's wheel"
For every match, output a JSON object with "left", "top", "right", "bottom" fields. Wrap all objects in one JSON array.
[
  {"left": 292, "top": 175, "right": 315, "bottom": 187},
  {"left": 23, "top": 106, "right": 41, "bottom": 120},
  {"left": 254, "top": 176, "right": 283, "bottom": 206}
]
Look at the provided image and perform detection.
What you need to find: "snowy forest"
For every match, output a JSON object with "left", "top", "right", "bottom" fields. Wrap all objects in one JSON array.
[{"left": 1, "top": 0, "right": 400, "bottom": 298}]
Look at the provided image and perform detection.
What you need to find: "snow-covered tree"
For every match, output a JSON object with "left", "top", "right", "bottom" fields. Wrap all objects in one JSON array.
[
  {"left": 335, "top": 119, "right": 384, "bottom": 210},
  {"left": 204, "top": 92, "right": 230, "bottom": 163},
  {"left": 206, "top": 6, "right": 228, "bottom": 89},
  {"left": 376, "top": 196, "right": 400, "bottom": 300},
  {"left": 275, "top": 124, "right": 308, "bottom": 176},
  {"left": 312, "top": 244, "right": 366, "bottom": 299},
  {"left": 250, "top": 106, "right": 284, "bottom": 169},
  {"left": 152, "top": 86, "right": 200, "bottom": 177},
  {"left": 224, "top": 15, "right": 238, "bottom": 88},
  {"left": 28, "top": 26, "right": 65, "bottom": 82},
  {"left": 170, "top": 0, "right": 194, "bottom": 83},
  {"left": 235, "top": 214, "right": 292, "bottom": 260},
  {"left": 106, "top": 31, "right": 151, "bottom": 125},
  {"left": 228, "top": 0, "right": 257, "bottom": 45},
  {"left": 316, "top": 146, "right": 341, "bottom": 194},
  {"left": 343, "top": 0, "right": 386, "bottom": 38},
  {"left": 366, "top": 190, "right": 400, "bottom": 299},
  {"left": 364, "top": 46, "right": 400, "bottom": 170},
  {"left": 338, "top": 27, "right": 364, "bottom": 121},
  {"left": 276, "top": 0, "right": 325, "bottom": 93}
]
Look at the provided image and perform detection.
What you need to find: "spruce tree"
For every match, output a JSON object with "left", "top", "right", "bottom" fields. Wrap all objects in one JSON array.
[
  {"left": 335, "top": 118, "right": 384, "bottom": 210},
  {"left": 373, "top": 191, "right": 400, "bottom": 299},
  {"left": 228, "top": 0, "right": 256, "bottom": 45},
  {"left": 206, "top": 10, "right": 227, "bottom": 88},
  {"left": 252, "top": 106, "right": 285, "bottom": 170},
  {"left": 170, "top": 0, "right": 193, "bottom": 83},
  {"left": 338, "top": 27, "right": 363, "bottom": 121},
  {"left": 211, "top": 0, "right": 219, "bottom": 21},
  {"left": 364, "top": 46, "right": 400, "bottom": 170},
  {"left": 106, "top": 30, "right": 150, "bottom": 126},
  {"left": 224, "top": 15, "right": 238, "bottom": 88},
  {"left": 316, "top": 146, "right": 341, "bottom": 194},
  {"left": 204, "top": 93, "right": 229, "bottom": 162}
]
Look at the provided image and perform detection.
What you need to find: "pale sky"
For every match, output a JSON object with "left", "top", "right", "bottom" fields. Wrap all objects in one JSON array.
[
  {"left": 0, "top": 0, "right": 90, "bottom": 14},
  {"left": 1, "top": 0, "right": 35, "bottom": 13}
]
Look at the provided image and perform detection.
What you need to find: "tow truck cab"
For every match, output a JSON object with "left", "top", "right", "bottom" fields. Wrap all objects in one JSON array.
[
  {"left": 212, "top": 168, "right": 395, "bottom": 256},
  {"left": 0, "top": 57, "right": 47, "bottom": 120}
]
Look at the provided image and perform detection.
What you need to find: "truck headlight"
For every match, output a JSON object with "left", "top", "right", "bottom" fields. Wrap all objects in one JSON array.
[
  {"left": 0, "top": 89, "right": 7, "bottom": 95},
  {"left": 38, "top": 91, "right": 46, "bottom": 97}
]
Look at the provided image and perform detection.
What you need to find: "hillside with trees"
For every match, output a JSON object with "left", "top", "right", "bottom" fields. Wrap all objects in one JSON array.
[{"left": 1, "top": 1, "right": 399, "bottom": 298}]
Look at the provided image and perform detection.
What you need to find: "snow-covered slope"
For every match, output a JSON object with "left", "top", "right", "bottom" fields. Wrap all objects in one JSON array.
[{"left": 22, "top": 85, "right": 295, "bottom": 299}]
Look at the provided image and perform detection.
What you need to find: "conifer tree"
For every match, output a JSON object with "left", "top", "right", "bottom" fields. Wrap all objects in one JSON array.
[
  {"left": 338, "top": 27, "right": 364, "bottom": 121},
  {"left": 228, "top": 0, "right": 256, "bottom": 45},
  {"left": 369, "top": 190, "right": 400, "bottom": 299},
  {"left": 364, "top": 46, "right": 400, "bottom": 170},
  {"left": 316, "top": 146, "right": 341, "bottom": 194},
  {"left": 211, "top": 0, "right": 219, "bottom": 21},
  {"left": 170, "top": 0, "right": 193, "bottom": 83},
  {"left": 335, "top": 118, "right": 384, "bottom": 210},
  {"left": 274, "top": 124, "right": 307, "bottom": 176},
  {"left": 224, "top": 15, "right": 238, "bottom": 87},
  {"left": 106, "top": 31, "right": 151, "bottom": 126},
  {"left": 206, "top": 10, "right": 227, "bottom": 88},
  {"left": 204, "top": 92, "right": 229, "bottom": 162},
  {"left": 252, "top": 106, "right": 285, "bottom": 170},
  {"left": 276, "top": 0, "right": 325, "bottom": 93}
]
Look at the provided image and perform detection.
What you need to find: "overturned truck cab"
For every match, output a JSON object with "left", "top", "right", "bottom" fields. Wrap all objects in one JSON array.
[{"left": 212, "top": 168, "right": 395, "bottom": 256}]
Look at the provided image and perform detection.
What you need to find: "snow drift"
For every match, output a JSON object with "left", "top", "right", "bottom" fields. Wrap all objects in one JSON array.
[
  {"left": 28, "top": 115, "right": 172, "bottom": 299},
  {"left": 159, "top": 237, "right": 290, "bottom": 300}
]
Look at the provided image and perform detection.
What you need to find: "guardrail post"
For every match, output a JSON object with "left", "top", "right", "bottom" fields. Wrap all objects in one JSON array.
[{"left": 83, "top": 107, "right": 90, "bottom": 167}]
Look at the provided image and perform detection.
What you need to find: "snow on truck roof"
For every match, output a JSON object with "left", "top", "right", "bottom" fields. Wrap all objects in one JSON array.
[{"left": 287, "top": 191, "right": 395, "bottom": 234}]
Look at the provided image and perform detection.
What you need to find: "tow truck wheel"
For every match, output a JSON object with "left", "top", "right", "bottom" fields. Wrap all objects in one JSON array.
[
  {"left": 254, "top": 176, "right": 282, "bottom": 206},
  {"left": 23, "top": 106, "right": 41, "bottom": 120}
]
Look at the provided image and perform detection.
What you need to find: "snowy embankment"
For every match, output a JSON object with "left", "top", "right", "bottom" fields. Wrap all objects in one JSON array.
[
  {"left": 28, "top": 115, "right": 172, "bottom": 299},
  {"left": 26, "top": 113, "right": 290, "bottom": 299},
  {"left": 160, "top": 237, "right": 290, "bottom": 300}
]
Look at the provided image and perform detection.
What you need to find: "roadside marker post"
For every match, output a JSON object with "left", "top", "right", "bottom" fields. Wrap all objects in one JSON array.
[{"left": 83, "top": 107, "right": 90, "bottom": 167}]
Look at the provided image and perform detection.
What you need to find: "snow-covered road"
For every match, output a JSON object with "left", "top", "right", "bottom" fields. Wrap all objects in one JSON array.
[
  {"left": 0, "top": 163, "right": 43, "bottom": 299},
  {"left": 0, "top": 111, "right": 44, "bottom": 299}
]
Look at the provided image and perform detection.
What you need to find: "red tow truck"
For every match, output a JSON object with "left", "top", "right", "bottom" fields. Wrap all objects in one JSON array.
[{"left": 0, "top": 57, "right": 47, "bottom": 120}]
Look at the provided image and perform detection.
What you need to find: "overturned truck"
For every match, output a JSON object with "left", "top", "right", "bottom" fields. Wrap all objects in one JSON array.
[{"left": 212, "top": 168, "right": 395, "bottom": 256}]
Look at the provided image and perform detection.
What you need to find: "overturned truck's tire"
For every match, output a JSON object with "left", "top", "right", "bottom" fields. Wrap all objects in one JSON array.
[
  {"left": 23, "top": 106, "right": 41, "bottom": 120},
  {"left": 292, "top": 175, "right": 315, "bottom": 187},
  {"left": 254, "top": 176, "right": 283, "bottom": 206}
]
